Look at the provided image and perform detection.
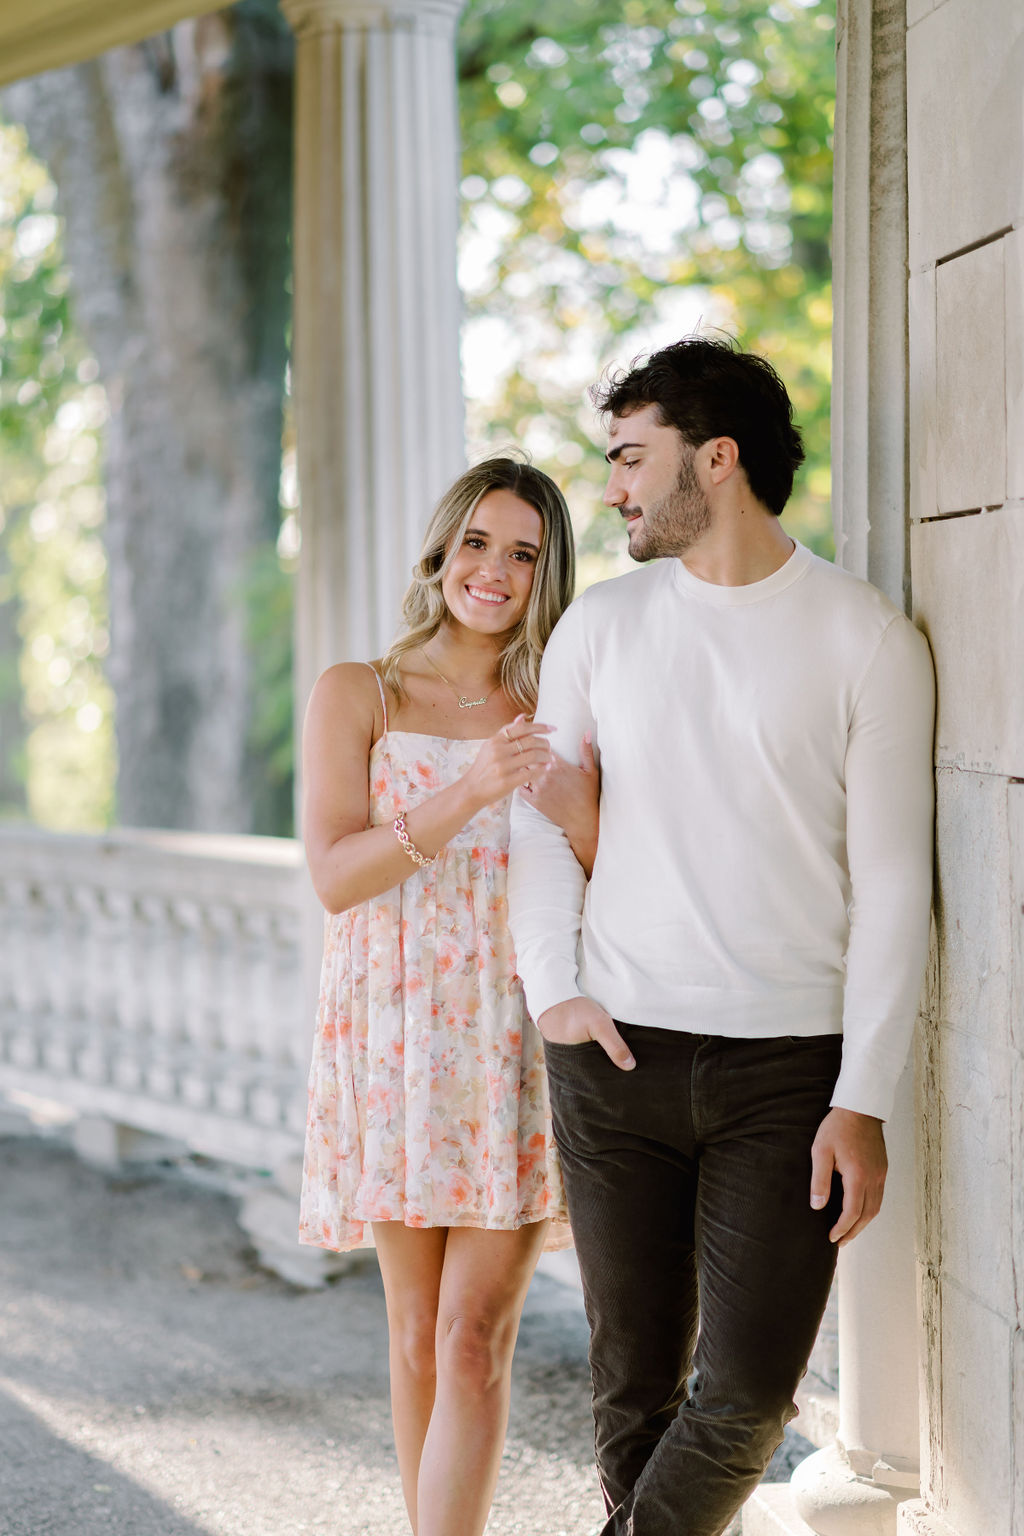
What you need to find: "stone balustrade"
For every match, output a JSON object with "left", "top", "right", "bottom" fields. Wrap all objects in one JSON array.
[{"left": 0, "top": 827, "right": 309, "bottom": 1172}]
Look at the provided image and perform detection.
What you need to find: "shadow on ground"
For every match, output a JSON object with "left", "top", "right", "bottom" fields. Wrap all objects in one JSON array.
[{"left": 0, "top": 1136, "right": 811, "bottom": 1536}]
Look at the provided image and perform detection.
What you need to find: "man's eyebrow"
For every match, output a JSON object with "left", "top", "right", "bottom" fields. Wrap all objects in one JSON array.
[
  {"left": 464, "top": 526, "right": 540, "bottom": 552},
  {"left": 605, "top": 442, "right": 643, "bottom": 464}
]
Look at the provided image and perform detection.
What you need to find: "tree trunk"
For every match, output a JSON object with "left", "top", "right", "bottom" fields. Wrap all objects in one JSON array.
[
  {"left": 0, "top": 551, "right": 26, "bottom": 819},
  {"left": 2, "top": 0, "right": 293, "bottom": 833}
]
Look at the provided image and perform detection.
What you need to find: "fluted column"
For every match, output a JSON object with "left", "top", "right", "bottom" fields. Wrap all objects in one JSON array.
[
  {"left": 829, "top": 0, "right": 909, "bottom": 608},
  {"left": 787, "top": 3, "right": 922, "bottom": 1531},
  {"left": 283, "top": 0, "right": 467, "bottom": 719},
  {"left": 268, "top": 2, "right": 466, "bottom": 1280},
  {"left": 791, "top": 1070, "right": 921, "bottom": 1534}
]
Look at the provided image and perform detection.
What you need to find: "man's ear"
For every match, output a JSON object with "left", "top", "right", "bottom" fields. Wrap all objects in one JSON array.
[{"left": 705, "top": 436, "right": 741, "bottom": 484}]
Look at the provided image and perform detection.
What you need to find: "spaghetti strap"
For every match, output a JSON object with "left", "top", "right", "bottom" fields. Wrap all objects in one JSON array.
[{"left": 364, "top": 663, "right": 388, "bottom": 736}]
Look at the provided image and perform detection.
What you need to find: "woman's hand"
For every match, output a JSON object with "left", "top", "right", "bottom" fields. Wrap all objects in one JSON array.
[
  {"left": 522, "top": 732, "right": 599, "bottom": 876},
  {"left": 304, "top": 672, "right": 551, "bottom": 915},
  {"left": 459, "top": 715, "right": 554, "bottom": 813}
]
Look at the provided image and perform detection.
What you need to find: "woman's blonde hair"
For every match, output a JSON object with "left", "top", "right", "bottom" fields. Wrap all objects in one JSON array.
[{"left": 381, "top": 458, "right": 575, "bottom": 711}]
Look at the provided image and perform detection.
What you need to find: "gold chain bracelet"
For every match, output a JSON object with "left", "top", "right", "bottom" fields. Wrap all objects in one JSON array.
[{"left": 393, "top": 812, "right": 435, "bottom": 868}]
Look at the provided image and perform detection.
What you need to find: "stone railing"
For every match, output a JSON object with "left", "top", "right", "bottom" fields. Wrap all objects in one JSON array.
[{"left": 0, "top": 826, "right": 310, "bottom": 1172}]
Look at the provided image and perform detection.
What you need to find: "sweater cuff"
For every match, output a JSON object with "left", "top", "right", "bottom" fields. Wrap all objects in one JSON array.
[
  {"left": 829, "top": 1058, "right": 897, "bottom": 1122},
  {"left": 520, "top": 961, "right": 583, "bottom": 1026}
]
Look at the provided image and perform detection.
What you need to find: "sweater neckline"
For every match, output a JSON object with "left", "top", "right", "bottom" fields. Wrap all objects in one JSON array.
[{"left": 669, "top": 538, "right": 813, "bottom": 606}]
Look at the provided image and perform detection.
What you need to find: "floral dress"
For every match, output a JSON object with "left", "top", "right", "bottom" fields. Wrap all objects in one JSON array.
[{"left": 299, "top": 668, "right": 570, "bottom": 1253}]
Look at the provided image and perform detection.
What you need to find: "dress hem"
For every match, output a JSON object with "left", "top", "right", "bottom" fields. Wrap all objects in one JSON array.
[{"left": 300, "top": 1213, "right": 574, "bottom": 1255}]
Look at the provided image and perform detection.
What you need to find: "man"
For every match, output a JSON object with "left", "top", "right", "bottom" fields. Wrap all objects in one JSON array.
[{"left": 508, "top": 336, "right": 934, "bottom": 1536}]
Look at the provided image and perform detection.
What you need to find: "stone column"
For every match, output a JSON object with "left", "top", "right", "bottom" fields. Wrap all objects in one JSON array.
[
  {"left": 829, "top": 0, "right": 909, "bottom": 607},
  {"left": 282, "top": 0, "right": 467, "bottom": 716},
  {"left": 786, "top": 2, "right": 923, "bottom": 1531},
  {"left": 244, "top": 0, "right": 466, "bottom": 1283},
  {"left": 791, "top": 1071, "right": 922, "bottom": 1534}
]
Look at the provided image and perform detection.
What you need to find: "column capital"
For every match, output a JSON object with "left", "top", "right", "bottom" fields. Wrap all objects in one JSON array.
[{"left": 281, "top": 0, "right": 465, "bottom": 37}]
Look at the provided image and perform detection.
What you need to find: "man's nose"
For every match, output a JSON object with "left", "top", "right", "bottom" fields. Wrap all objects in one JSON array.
[{"left": 603, "top": 471, "right": 626, "bottom": 507}]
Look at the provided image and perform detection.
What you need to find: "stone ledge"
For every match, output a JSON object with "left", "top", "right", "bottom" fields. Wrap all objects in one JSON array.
[
  {"left": 896, "top": 1501, "right": 961, "bottom": 1536},
  {"left": 742, "top": 1483, "right": 819, "bottom": 1536}
]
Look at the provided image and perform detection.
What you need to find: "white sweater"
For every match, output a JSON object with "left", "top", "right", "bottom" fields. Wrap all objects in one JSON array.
[{"left": 507, "top": 542, "right": 935, "bottom": 1122}]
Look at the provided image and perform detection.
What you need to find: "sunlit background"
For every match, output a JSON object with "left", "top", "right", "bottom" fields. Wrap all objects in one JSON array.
[{"left": 0, "top": 0, "right": 835, "bottom": 834}]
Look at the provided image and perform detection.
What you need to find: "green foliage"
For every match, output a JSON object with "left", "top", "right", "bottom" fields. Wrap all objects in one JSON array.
[
  {"left": 0, "top": 123, "right": 115, "bottom": 828},
  {"left": 458, "top": 0, "right": 836, "bottom": 575},
  {"left": 1, "top": 4, "right": 836, "bottom": 831}
]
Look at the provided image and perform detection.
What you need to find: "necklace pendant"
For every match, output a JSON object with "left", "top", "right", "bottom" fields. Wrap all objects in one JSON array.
[{"left": 458, "top": 695, "right": 488, "bottom": 709}]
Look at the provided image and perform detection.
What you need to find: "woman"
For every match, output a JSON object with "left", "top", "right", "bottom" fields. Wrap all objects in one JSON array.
[{"left": 299, "top": 458, "right": 597, "bottom": 1536}]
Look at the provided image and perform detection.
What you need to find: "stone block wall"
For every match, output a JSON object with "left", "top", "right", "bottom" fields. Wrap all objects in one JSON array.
[{"left": 904, "top": 3, "right": 1024, "bottom": 1533}]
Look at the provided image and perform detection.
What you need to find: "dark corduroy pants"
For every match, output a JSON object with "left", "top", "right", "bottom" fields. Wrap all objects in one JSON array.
[{"left": 544, "top": 1025, "right": 844, "bottom": 1536}]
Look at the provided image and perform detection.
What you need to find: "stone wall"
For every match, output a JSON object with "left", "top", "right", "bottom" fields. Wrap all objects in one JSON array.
[{"left": 903, "top": 2, "right": 1024, "bottom": 1532}]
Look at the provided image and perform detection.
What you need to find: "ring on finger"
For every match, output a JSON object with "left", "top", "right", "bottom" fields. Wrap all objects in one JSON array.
[
  {"left": 514, "top": 739, "right": 524, "bottom": 755},
  {"left": 503, "top": 725, "right": 513, "bottom": 741}
]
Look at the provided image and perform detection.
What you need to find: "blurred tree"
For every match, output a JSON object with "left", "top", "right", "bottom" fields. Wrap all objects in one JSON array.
[
  {"left": 2, "top": 0, "right": 293, "bottom": 834},
  {"left": 458, "top": 0, "right": 836, "bottom": 573},
  {"left": 0, "top": 123, "right": 114, "bottom": 828},
  {"left": 1, "top": 0, "right": 834, "bottom": 832}
]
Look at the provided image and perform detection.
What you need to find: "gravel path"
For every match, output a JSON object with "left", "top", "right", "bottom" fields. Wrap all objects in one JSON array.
[{"left": 0, "top": 1134, "right": 810, "bottom": 1536}]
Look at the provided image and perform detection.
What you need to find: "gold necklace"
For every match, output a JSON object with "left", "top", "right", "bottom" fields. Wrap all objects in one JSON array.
[{"left": 422, "top": 649, "right": 492, "bottom": 709}]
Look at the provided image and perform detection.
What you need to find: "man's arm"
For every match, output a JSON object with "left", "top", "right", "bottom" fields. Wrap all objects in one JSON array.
[
  {"left": 810, "top": 615, "right": 935, "bottom": 1242},
  {"left": 508, "top": 599, "right": 593, "bottom": 1018},
  {"left": 508, "top": 598, "right": 635, "bottom": 1070}
]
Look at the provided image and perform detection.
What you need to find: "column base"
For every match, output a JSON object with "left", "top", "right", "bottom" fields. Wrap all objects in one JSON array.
[
  {"left": 896, "top": 1501, "right": 960, "bottom": 1536},
  {"left": 743, "top": 1482, "right": 820, "bottom": 1535},
  {"left": 791, "top": 1444, "right": 917, "bottom": 1536}
]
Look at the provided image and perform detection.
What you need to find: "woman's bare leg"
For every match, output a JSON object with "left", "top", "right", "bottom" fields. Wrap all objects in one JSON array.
[
  {"left": 417, "top": 1222, "right": 549, "bottom": 1536},
  {"left": 373, "top": 1224, "right": 449, "bottom": 1532}
]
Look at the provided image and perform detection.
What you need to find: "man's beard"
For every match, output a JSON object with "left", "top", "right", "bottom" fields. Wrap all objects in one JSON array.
[{"left": 624, "top": 450, "right": 712, "bottom": 562}]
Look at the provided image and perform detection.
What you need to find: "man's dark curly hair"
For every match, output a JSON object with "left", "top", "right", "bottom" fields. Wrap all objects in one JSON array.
[{"left": 591, "top": 335, "right": 805, "bottom": 516}]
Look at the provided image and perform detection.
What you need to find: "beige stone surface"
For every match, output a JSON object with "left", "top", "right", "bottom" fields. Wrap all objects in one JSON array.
[
  {"left": 1015, "top": 1322, "right": 1024, "bottom": 1536},
  {"left": 931, "top": 769, "right": 1013, "bottom": 1047},
  {"left": 907, "top": 0, "right": 1024, "bottom": 267},
  {"left": 741, "top": 1482, "right": 817, "bottom": 1536},
  {"left": 897, "top": 1499, "right": 965, "bottom": 1536},
  {"left": 935, "top": 241, "right": 1006, "bottom": 514},
  {"left": 1010, "top": 783, "right": 1024, "bottom": 1060},
  {"left": 908, "top": 266, "right": 937, "bottom": 522},
  {"left": 1013, "top": 1049, "right": 1024, "bottom": 1323},
  {"left": 915, "top": 1011, "right": 942, "bottom": 1274},
  {"left": 915, "top": 1260, "right": 943, "bottom": 1507},
  {"left": 911, "top": 510, "right": 1024, "bottom": 775},
  {"left": 1007, "top": 229, "right": 1024, "bottom": 501},
  {"left": 935, "top": 1028, "right": 1016, "bottom": 1313},
  {"left": 936, "top": 1281, "right": 1014, "bottom": 1536},
  {"left": 906, "top": 0, "right": 937, "bottom": 30}
]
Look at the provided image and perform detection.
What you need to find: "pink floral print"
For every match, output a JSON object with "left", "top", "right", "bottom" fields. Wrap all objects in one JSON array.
[{"left": 299, "top": 730, "right": 570, "bottom": 1253}]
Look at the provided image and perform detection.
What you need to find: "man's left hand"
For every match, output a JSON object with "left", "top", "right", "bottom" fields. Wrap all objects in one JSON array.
[{"left": 809, "top": 1107, "right": 887, "bottom": 1246}]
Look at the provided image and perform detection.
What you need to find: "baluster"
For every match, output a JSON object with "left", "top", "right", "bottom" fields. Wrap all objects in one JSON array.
[
  {"left": 108, "top": 887, "right": 144, "bottom": 1092},
  {"left": 176, "top": 897, "right": 213, "bottom": 1111},
  {"left": 41, "top": 879, "right": 78, "bottom": 1076},
  {"left": 5, "top": 878, "right": 40, "bottom": 1069},
  {"left": 207, "top": 900, "right": 249, "bottom": 1118},
  {"left": 74, "top": 883, "right": 111, "bottom": 1084}
]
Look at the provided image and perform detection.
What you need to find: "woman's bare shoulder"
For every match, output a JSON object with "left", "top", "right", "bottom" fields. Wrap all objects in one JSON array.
[{"left": 305, "top": 661, "right": 384, "bottom": 735}]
